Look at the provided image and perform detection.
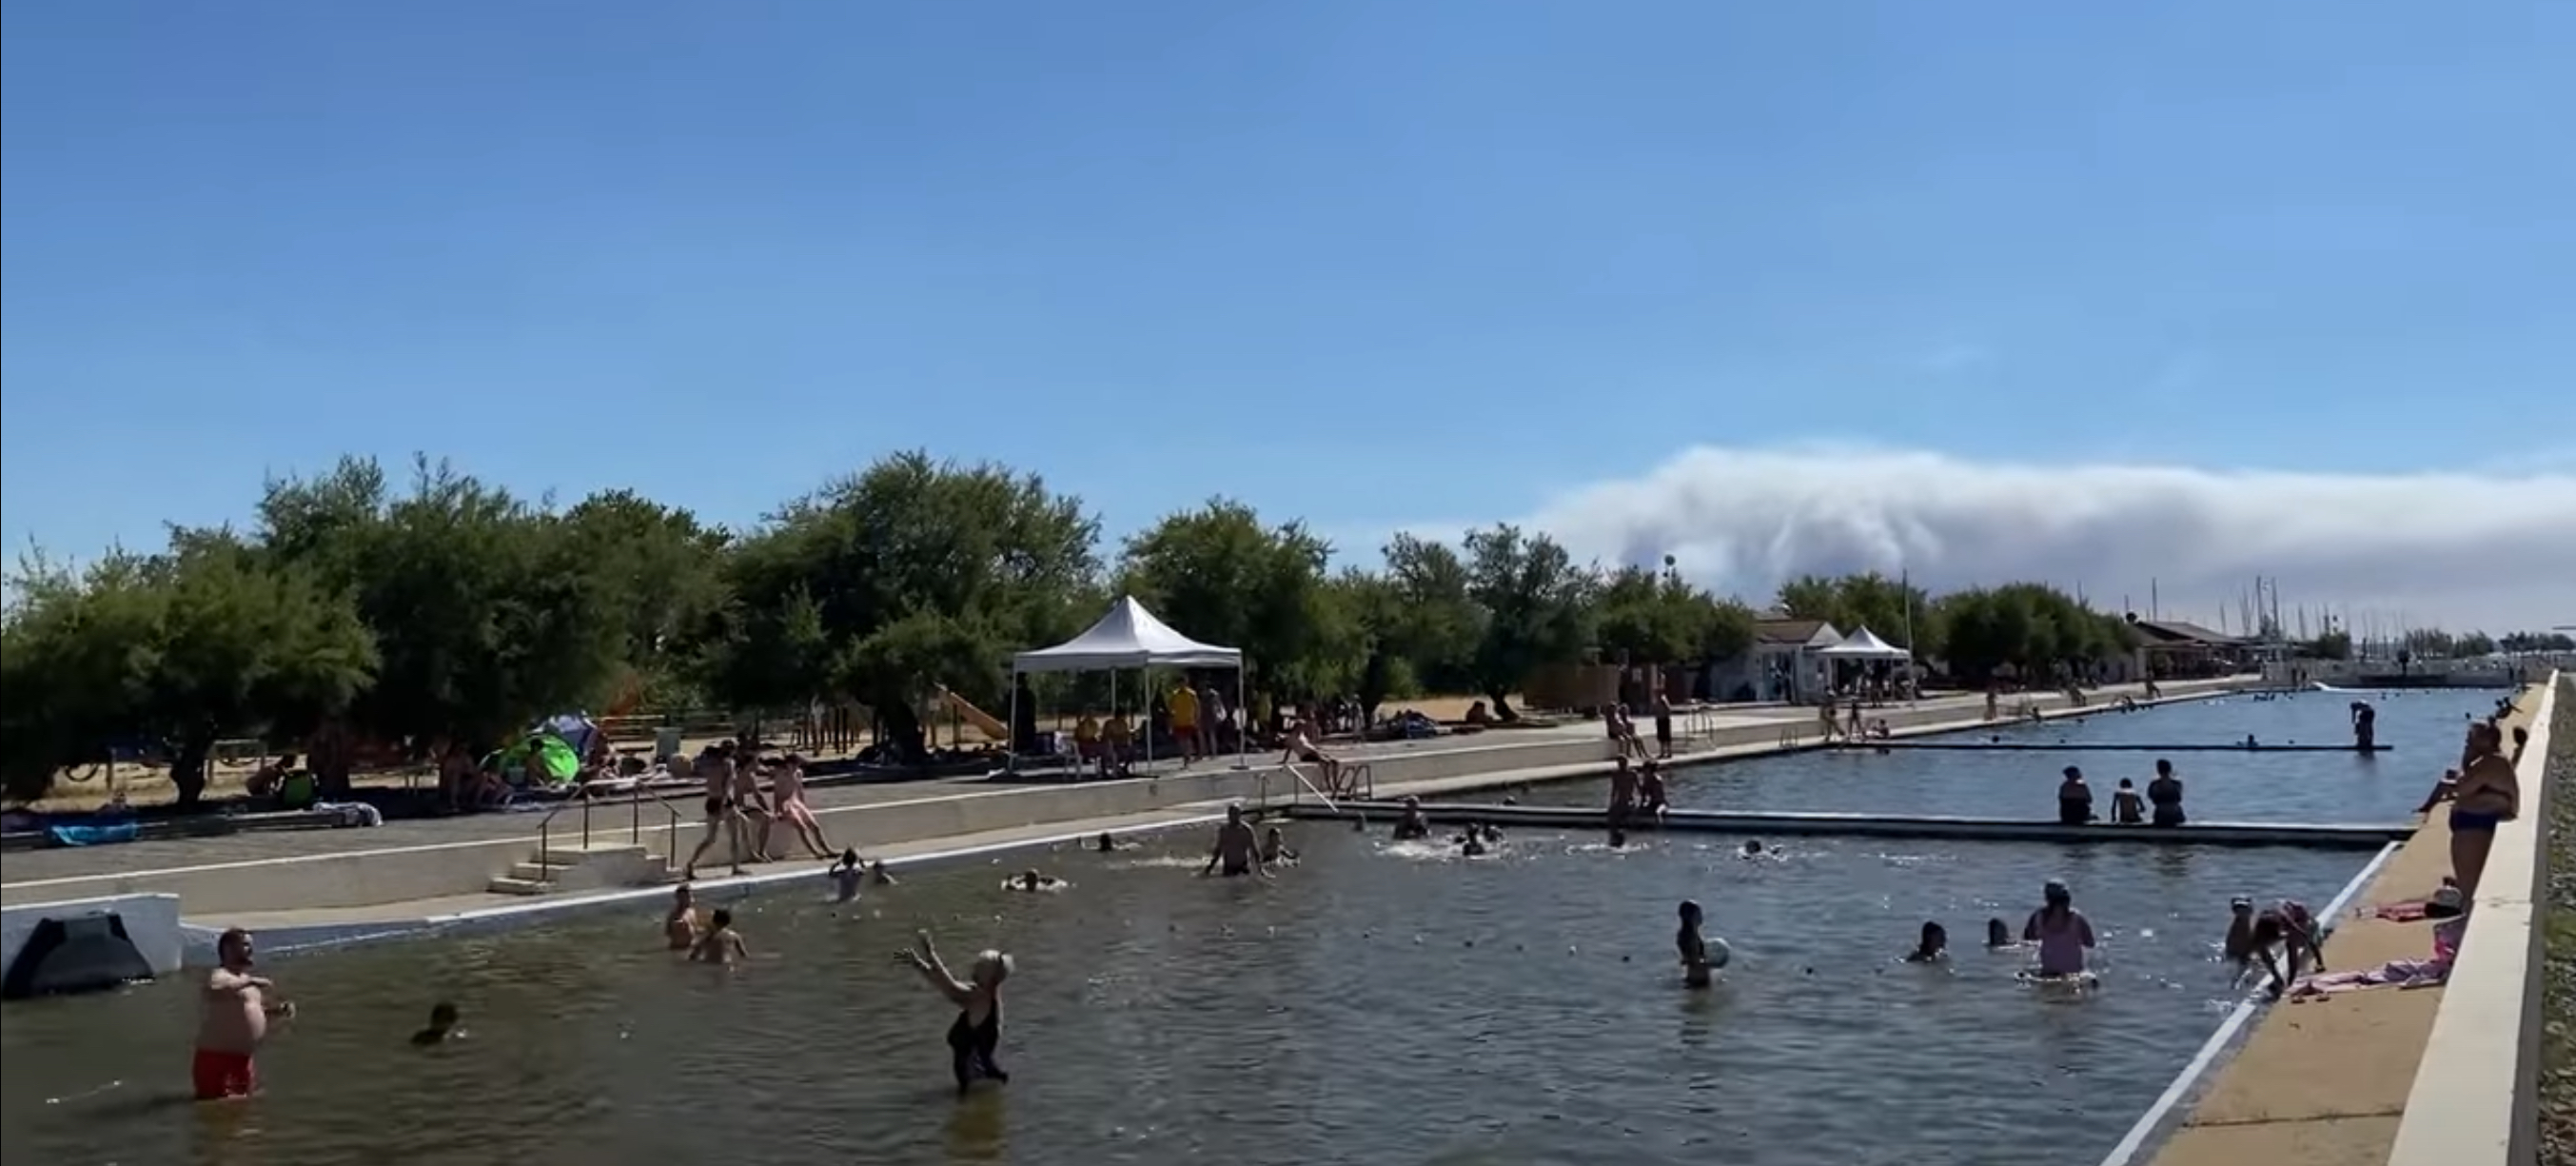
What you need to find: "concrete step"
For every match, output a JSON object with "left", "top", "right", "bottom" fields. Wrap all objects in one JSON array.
[
  {"left": 484, "top": 876, "right": 554, "bottom": 896},
  {"left": 532, "top": 843, "right": 652, "bottom": 865},
  {"left": 508, "top": 861, "right": 578, "bottom": 882}
]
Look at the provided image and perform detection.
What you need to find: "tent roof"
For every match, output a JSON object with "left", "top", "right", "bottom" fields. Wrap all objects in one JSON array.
[
  {"left": 1818, "top": 626, "right": 1911, "bottom": 659},
  {"left": 1012, "top": 596, "right": 1243, "bottom": 672}
]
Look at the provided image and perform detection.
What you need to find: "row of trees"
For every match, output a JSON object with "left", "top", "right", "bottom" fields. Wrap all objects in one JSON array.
[
  {"left": 4, "top": 452, "right": 2147, "bottom": 806},
  {"left": 2301, "top": 627, "right": 2572, "bottom": 662}
]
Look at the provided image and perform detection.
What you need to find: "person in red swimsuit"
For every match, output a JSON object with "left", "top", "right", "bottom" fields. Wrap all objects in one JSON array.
[{"left": 194, "top": 928, "right": 292, "bottom": 1100}]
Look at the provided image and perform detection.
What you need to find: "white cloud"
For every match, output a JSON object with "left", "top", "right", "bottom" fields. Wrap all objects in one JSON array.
[{"left": 1401, "top": 444, "right": 2576, "bottom": 632}]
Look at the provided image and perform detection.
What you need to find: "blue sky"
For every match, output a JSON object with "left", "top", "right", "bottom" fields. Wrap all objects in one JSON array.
[{"left": 4, "top": 2, "right": 2571, "bottom": 617}]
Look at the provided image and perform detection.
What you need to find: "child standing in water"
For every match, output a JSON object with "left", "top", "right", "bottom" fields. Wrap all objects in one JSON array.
[
  {"left": 691, "top": 908, "right": 749, "bottom": 965},
  {"left": 829, "top": 849, "right": 865, "bottom": 902},
  {"left": 410, "top": 1002, "right": 462, "bottom": 1046},
  {"left": 1904, "top": 922, "right": 1949, "bottom": 963},
  {"left": 1677, "top": 900, "right": 1716, "bottom": 988}
]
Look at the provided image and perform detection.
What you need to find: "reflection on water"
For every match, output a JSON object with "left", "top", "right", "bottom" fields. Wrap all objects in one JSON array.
[
  {"left": 2, "top": 820, "right": 2368, "bottom": 1166},
  {"left": 1519, "top": 688, "right": 2493, "bottom": 822}
]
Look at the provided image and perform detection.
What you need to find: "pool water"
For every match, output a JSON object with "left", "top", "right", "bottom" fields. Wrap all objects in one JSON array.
[
  {"left": 0, "top": 820, "right": 2372, "bottom": 1166},
  {"left": 1518, "top": 688, "right": 2495, "bottom": 824}
]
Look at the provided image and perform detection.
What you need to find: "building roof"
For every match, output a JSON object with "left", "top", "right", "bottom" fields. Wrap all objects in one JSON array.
[
  {"left": 2131, "top": 619, "right": 2246, "bottom": 647},
  {"left": 1753, "top": 618, "right": 1841, "bottom": 647}
]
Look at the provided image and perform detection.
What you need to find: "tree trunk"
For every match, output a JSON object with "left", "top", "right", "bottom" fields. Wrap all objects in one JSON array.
[
  {"left": 876, "top": 702, "right": 929, "bottom": 763},
  {"left": 170, "top": 732, "right": 215, "bottom": 812},
  {"left": 1485, "top": 689, "right": 1521, "bottom": 721},
  {"left": 312, "top": 718, "right": 355, "bottom": 800}
]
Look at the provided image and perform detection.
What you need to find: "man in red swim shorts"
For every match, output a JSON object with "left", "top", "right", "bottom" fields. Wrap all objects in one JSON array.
[{"left": 194, "top": 928, "right": 291, "bottom": 1100}]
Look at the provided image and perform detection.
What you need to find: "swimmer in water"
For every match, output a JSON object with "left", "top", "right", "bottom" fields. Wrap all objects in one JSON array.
[
  {"left": 1740, "top": 839, "right": 1765, "bottom": 859},
  {"left": 410, "top": 1002, "right": 461, "bottom": 1047},
  {"left": 691, "top": 908, "right": 749, "bottom": 965},
  {"left": 1094, "top": 832, "right": 1136, "bottom": 853},
  {"left": 1009, "top": 869, "right": 1066, "bottom": 892},
  {"left": 1904, "top": 921, "right": 1949, "bottom": 963},
  {"left": 868, "top": 860, "right": 899, "bottom": 886},
  {"left": 896, "top": 930, "right": 1012, "bottom": 1097},
  {"left": 829, "top": 849, "right": 865, "bottom": 902},
  {"left": 1259, "top": 826, "right": 1297, "bottom": 865},
  {"left": 664, "top": 883, "right": 703, "bottom": 951},
  {"left": 1459, "top": 825, "right": 1488, "bottom": 858},
  {"left": 1677, "top": 900, "right": 1714, "bottom": 988},
  {"left": 1607, "top": 826, "right": 1629, "bottom": 849},
  {"left": 1986, "top": 918, "right": 2014, "bottom": 948},
  {"left": 194, "top": 928, "right": 292, "bottom": 1101},
  {"left": 1201, "top": 802, "right": 1269, "bottom": 879},
  {"left": 1391, "top": 796, "right": 1431, "bottom": 841},
  {"left": 2021, "top": 879, "right": 2094, "bottom": 977}
]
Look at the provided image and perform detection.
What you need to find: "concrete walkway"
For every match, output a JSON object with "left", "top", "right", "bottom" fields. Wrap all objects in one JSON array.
[
  {"left": 2142, "top": 682, "right": 2545, "bottom": 1166},
  {"left": 0, "top": 689, "right": 2016, "bottom": 887},
  {"left": 171, "top": 682, "right": 2232, "bottom": 938}
]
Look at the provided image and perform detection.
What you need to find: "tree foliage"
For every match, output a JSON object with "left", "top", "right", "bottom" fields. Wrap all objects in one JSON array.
[{"left": 3, "top": 448, "right": 2174, "bottom": 803}]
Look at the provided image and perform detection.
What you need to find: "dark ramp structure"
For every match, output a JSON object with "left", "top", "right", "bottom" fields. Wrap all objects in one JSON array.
[{"left": 2, "top": 913, "right": 158, "bottom": 1000}]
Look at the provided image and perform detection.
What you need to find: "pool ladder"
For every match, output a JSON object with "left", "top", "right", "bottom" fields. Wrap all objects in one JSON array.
[{"left": 515, "top": 787, "right": 688, "bottom": 895}]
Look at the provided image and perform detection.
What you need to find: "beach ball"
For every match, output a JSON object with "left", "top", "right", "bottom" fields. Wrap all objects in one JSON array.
[{"left": 1707, "top": 938, "right": 1732, "bottom": 968}]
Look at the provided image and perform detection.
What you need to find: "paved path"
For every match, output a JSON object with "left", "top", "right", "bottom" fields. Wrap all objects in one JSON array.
[
  {"left": 2143, "top": 682, "right": 2546, "bottom": 1166},
  {"left": 0, "top": 695, "right": 1971, "bottom": 885}
]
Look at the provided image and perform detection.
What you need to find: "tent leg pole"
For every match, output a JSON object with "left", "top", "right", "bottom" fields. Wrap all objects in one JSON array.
[
  {"left": 1007, "top": 671, "right": 1018, "bottom": 773},
  {"left": 1235, "top": 666, "right": 1247, "bottom": 771}
]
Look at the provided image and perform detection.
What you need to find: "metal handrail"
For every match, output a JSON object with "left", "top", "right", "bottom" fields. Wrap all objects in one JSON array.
[{"left": 535, "top": 784, "right": 691, "bottom": 891}]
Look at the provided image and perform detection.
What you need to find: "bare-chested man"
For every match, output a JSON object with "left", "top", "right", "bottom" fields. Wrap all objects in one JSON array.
[
  {"left": 664, "top": 883, "right": 703, "bottom": 950},
  {"left": 682, "top": 741, "right": 753, "bottom": 879},
  {"left": 195, "top": 928, "right": 292, "bottom": 1100},
  {"left": 1200, "top": 802, "right": 1268, "bottom": 878}
]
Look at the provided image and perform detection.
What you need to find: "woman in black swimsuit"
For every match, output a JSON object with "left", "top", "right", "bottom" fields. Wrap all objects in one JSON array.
[{"left": 898, "top": 929, "right": 1013, "bottom": 1095}]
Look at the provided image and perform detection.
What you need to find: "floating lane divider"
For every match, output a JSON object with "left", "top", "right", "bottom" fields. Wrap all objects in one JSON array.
[
  {"left": 1288, "top": 801, "right": 2409, "bottom": 849},
  {"left": 1852, "top": 741, "right": 2391, "bottom": 753},
  {"left": 2093, "top": 838, "right": 2405, "bottom": 1166}
]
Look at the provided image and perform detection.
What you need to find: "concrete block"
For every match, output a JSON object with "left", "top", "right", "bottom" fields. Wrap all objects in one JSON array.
[{"left": 0, "top": 893, "right": 185, "bottom": 978}]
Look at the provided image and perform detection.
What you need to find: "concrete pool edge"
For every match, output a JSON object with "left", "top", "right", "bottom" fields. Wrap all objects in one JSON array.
[
  {"left": 2141, "top": 677, "right": 2556, "bottom": 1166},
  {"left": 2386, "top": 669, "right": 2563, "bottom": 1166},
  {"left": 1, "top": 680, "right": 2241, "bottom": 918},
  {"left": 175, "top": 808, "right": 1237, "bottom": 963},
  {"left": 2094, "top": 839, "right": 2405, "bottom": 1166}
]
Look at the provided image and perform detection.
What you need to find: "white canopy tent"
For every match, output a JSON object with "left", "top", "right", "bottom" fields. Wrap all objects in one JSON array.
[
  {"left": 1818, "top": 627, "right": 1909, "bottom": 660},
  {"left": 1009, "top": 597, "right": 1247, "bottom": 770}
]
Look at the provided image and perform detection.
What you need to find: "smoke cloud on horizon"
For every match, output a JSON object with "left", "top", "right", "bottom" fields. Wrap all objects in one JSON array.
[{"left": 1394, "top": 445, "right": 2576, "bottom": 634}]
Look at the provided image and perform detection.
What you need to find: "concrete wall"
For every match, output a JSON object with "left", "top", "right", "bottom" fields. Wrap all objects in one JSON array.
[
  {"left": 2386, "top": 672, "right": 2561, "bottom": 1166},
  {"left": 1, "top": 893, "right": 185, "bottom": 979},
  {"left": 1, "top": 679, "right": 2237, "bottom": 919},
  {"left": 4, "top": 735, "right": 1630, "bottom": 915}
]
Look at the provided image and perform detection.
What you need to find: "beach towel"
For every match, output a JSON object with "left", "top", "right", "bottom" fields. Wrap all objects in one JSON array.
[
  {"left": 47, "top": 821, "right": 141, "bottom": 847},
  {"left": 2288, "top": 958, "right": 2450, "bottom": 1000}
]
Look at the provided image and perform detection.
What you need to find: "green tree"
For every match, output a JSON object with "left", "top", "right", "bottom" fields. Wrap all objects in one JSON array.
[
  {"left": 1595, "top": 565, "right": 1756, "bottom": 665},
  {"left": 2305, "top": 629, "right": 2354, "bottom": 661},
  {"left": 2451, "top": 631, "right": 2496, "bottom": 659},
  {"left": 253, "top": 456, "right": 630, "bottom": 753},
  {"left": 1460, "top": 524, "right": 1595, "bottom": 719},
  {"left": 559, "top": 488, "right": 732, "bottom": 706},
  {"left": 0, "top": 542, "right": 377, "bottom": 806},
  {"left": 1375, "top": 534, "right": 1481, "bottom": 693},
  {"left": 705, "top": 452, "right": 1101, "bottom": 760},
  {"left": 1118, "top": 499, "right": 1358, "bottom": 702},
  {"left": 1774, "top": 571, "right": 1937, "bottom": 653}
]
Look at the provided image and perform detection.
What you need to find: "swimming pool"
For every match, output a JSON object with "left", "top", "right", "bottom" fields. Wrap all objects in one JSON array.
[
  {"left": 0, "top": 817, "right": 2372, "bottom": 1166},
  {"left": 1515, "top": 688, "right": 2491, "bottom": 824}
]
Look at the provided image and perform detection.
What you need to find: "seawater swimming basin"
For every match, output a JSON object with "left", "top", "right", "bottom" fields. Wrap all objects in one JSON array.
[
  {"left": 0, "top": 690, "right": 2472, "bottom": 1166},
  {"left": 3, "top": 822, "right": 2370, "bottom": 1166}
]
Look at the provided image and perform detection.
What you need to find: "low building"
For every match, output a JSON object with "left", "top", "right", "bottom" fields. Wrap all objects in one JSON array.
[
  {"left": 1703, "top": 614, "right": 1843, "bottom": 703},
  {"left": 2130, "top": 619, "right": 2251, "bottom": 678}
]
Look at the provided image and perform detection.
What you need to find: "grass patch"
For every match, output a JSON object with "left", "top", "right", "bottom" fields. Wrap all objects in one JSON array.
[{"left": 2537, "top": 677, "right": 2576, "bottom": 1163}]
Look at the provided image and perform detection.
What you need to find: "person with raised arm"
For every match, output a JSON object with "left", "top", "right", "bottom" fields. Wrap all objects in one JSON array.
[
  {"left": 194, "top": 929, "right": 293, "bottom": 1100},
  {"left": 897, "top": 930, "right": 1013, "bottom": 1096}
]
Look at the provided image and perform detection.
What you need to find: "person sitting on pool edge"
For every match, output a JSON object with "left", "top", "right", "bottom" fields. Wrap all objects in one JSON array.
[
  {"left": 1904, "top": 921, "right": 1949, "bottom": 963},
  {"left": 2055, "top": 767, "right": 2096, "bottom": 826},
  {"left": 2146, "top": 760, "right": 2187, "bottom": 827},
  {"left": 1637, "top": 760, "right": 1671, "bottom": 823},
  {"left": 2110, "top": 779, "right": 2146, "bottom": 825}
]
